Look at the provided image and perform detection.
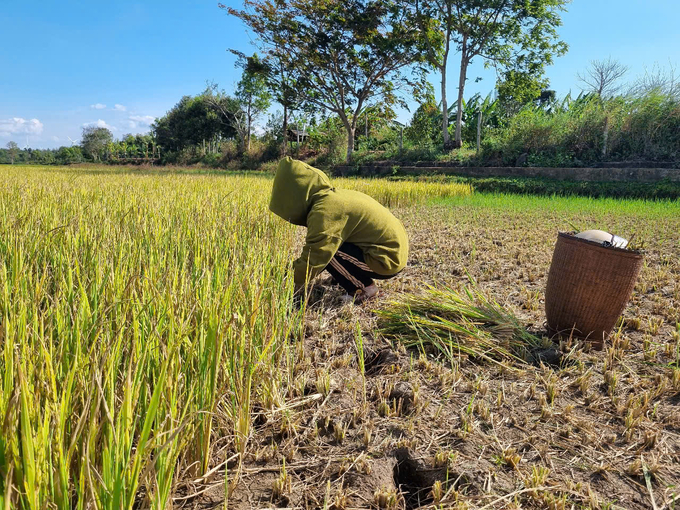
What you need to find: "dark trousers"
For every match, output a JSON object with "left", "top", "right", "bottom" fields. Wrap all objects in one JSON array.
[{"left": 325, "top": 242, "right": 398, "bottom": 295}]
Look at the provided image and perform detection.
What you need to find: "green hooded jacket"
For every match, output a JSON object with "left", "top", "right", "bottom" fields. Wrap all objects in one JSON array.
[{"left": 269, "top": 157, "right": 409, "bottom": 286}]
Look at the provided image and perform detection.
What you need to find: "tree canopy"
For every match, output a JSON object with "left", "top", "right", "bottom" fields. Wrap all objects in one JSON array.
[
  {"left": 227, "top": 0, "right": 425, "bottom": 162},
  {"left": 152, "top": 92, "right": 237, "bottom": 153},
  {"left": 5, "top": 141, "right": 19, "bottom": 164},
  {"left": 81, "top": 126, "right": 113, "bottom": 161},
  {"left": 233, "top": 53, "right": 272, "bottom": 151},
  {"left": 409, "top": 0, "right": 568, "bottom": 148}
]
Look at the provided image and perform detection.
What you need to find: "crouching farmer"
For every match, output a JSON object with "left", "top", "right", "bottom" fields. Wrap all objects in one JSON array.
[{"left": 269, "top": 157, "right": 409, "bottom": 304}]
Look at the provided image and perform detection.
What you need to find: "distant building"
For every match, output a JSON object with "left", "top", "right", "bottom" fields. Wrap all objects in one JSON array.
[{"left": 287, "top": 128, "right": 311, "bottom": 143}]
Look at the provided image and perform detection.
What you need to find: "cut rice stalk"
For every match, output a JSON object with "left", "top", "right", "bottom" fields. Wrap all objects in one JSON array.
[{"left": 377, "top": 285, "right": 543, "bottom": 366}]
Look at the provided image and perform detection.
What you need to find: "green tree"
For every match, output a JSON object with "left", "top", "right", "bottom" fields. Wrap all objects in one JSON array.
[
  {"left": 55, "top": 146, "right": 84, "bottom": 165},
  {"left": 408, "top": 0, "right": 456, "bottom": 146},
  {"left": 6, "top": 141, "right": 19, "bottom": 164},
  {"left": 228, "top": 0, "right": 424, "bottom": 163},
  {"left": 202, "top": 84, "right": 250, "bottom": 153},
  {"left": 81, "top": 126, "right": 113, "bottom": 161},
  {"left": 233, "top": 54, "right": 272, "bottom": 152},
  {"left": 452, "top": 0, "right": 568, "bottom": 148},
  {"left": 227, "top": 43, "right": 303, "bottom": 155},
  {"left": 411, "top": 0, "right": 568, "bottom": 148},
  {"left": 405, "top": 94, "right": 442, "bottom": 146},
  {"left": 153, "top": 91, "right": 236, "bottom": 153},
  {"left": 496, "top": 69, "right": 551, "bottom": 116}
]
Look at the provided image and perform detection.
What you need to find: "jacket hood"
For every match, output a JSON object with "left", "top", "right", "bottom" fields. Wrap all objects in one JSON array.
[{"left": 269, "top": 157, "right": 334, "bottom": 226}]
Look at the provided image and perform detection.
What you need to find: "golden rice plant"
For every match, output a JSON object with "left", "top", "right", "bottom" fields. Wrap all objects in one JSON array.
[
  {"left": 0, "top": 164, "right": 471, "bottom": 509},
  {"left": 336, "top": 177, "right": 472, "bottom": 208},
  {"left": 0, "top": 166, "right": 300, "bottom": 509}
]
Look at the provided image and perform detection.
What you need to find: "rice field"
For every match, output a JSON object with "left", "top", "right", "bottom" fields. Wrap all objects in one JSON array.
[
  {"left": 337, "top": 178, "right": 472, "bottom": 208},
  {"left": 0, "top": 166, "right": 303, "bottom": 509},
  {"left": 2, "top": 164, "right": 679, "bottom": 510},
  {"left": 0, "top": 165, "right": 471, "bottom": 509}
]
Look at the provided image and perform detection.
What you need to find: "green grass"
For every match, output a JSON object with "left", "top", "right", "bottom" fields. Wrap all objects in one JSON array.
[
  {"left": 431, "top": 192, "right": 680, "bottom": 218},
  {"left": 452, "top": 176, "right": 680, "bottom": 201}
]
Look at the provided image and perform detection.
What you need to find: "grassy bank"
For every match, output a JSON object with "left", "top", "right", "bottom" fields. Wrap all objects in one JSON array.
[
  {"left": 454, "top": 175, "right": 680, "bottom": 200},
  {"left": 364, "top": 173, "right": 680, "bottom": 201}
]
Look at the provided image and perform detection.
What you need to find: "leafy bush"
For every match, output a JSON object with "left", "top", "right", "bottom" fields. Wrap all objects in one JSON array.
[
  {"left": 479, "top": 91, "right": 680, "bottom": 167},
  {"left": 404, "top": 96, "right": 442, "bottom": 147},
  {"left": 200, "top": 152, "right": 222, "bottom": 167},
  {"left": 307, "top": 116, "right": 347, "bottom": 167}
]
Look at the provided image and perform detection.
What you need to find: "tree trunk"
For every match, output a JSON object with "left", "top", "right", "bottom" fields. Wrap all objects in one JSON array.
[
  {"left": 476, "top": 110, "right": 482, "bottom": 154},
  {"left": 454, "top": 57, "right": 469, "bottom": 149},
  {"left": 441, "top": 63, "right": 450, "bottom": 146},
  {"left": 346, "top": 128, "right": 355, "bottom": 163},
  {"left": 338, "top": 112, "right": 356, "bottom": 163},
  {"left": 602, "top": 115, "right": 609, "bottom": 158},
  {"left": 247, "top": 101, "right": 252, "bottom": 152},
  {"left": 282, "top": 103, "right": 288, "bottom": 155}
]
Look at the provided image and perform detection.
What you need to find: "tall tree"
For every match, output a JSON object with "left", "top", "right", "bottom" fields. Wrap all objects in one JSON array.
[
  {"left": 577, "top": 57, "right": 629, "bottom": 97},
  {"left": 227, "top": 43, "right": 302, "bottom": 155},
  {"left": 6, "top": 141, "right": 19, "bottom": 164},
  {"left": 233, "top": 53, "right": 272, "bottom": 152},
  {"left": 153, "top": 91, "right": 236, "bottom": 153},
  {"left": 409, "top": 0, "right": 455, "bottom": 146},
  {"left": 227, "top": 0, "right": 424, "bottom": 163},
  {"left": 412, "top": 0, "right": 568, "bottom": 149},
  {"left": 203, "top": 83, "right": 253, "bottom": 153},
  {"left": 81, "top": 126, "right": 113, "bottom": 161}
]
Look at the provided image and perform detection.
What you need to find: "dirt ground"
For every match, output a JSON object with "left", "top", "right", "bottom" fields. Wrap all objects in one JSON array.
[{"left": 185, "top": 197, "right": 679, "bottom": 510}]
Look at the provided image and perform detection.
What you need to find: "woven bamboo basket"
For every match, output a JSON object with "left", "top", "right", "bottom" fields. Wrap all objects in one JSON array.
[{"left": 545, "top": 232, "right": 643, "bottom": 349}]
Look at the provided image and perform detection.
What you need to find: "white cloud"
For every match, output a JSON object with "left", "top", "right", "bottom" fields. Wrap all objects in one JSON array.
[
  {"left": 113, "top": 104, "right": 127, "bottom": 111},
  {"left": 0, "top": 117, "right": 44, "bottom": 136},
  {"left": 82, "top": 119, "right": 116, "bottom": 131},
  {"left": 129, "top": 115, "right": 155, "bottom": 126},
  {"left": 51, "top": 135, "right": 60, "bottom": 142},
  {"left": 90, "top": 103, "right": 107, "bottom": 109}
]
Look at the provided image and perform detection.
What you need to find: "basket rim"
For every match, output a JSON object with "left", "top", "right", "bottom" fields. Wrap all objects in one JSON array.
[{"left": 557, "top": 231, "right": 644, "bottom": 259}]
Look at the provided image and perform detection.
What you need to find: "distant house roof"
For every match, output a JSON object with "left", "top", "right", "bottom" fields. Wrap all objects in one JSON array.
[{"left": 287, "top": 128, "right": 310, "bottom": 138}]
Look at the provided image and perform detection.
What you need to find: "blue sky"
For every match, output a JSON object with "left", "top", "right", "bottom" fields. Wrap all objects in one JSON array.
[{"left": 1, "top": 0, "right": 679, "bottom": 149}]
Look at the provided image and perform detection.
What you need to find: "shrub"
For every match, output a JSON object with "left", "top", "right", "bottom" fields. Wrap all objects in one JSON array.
[{"left": 478, "top": 91, "right": 680, "bottom": 167}]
